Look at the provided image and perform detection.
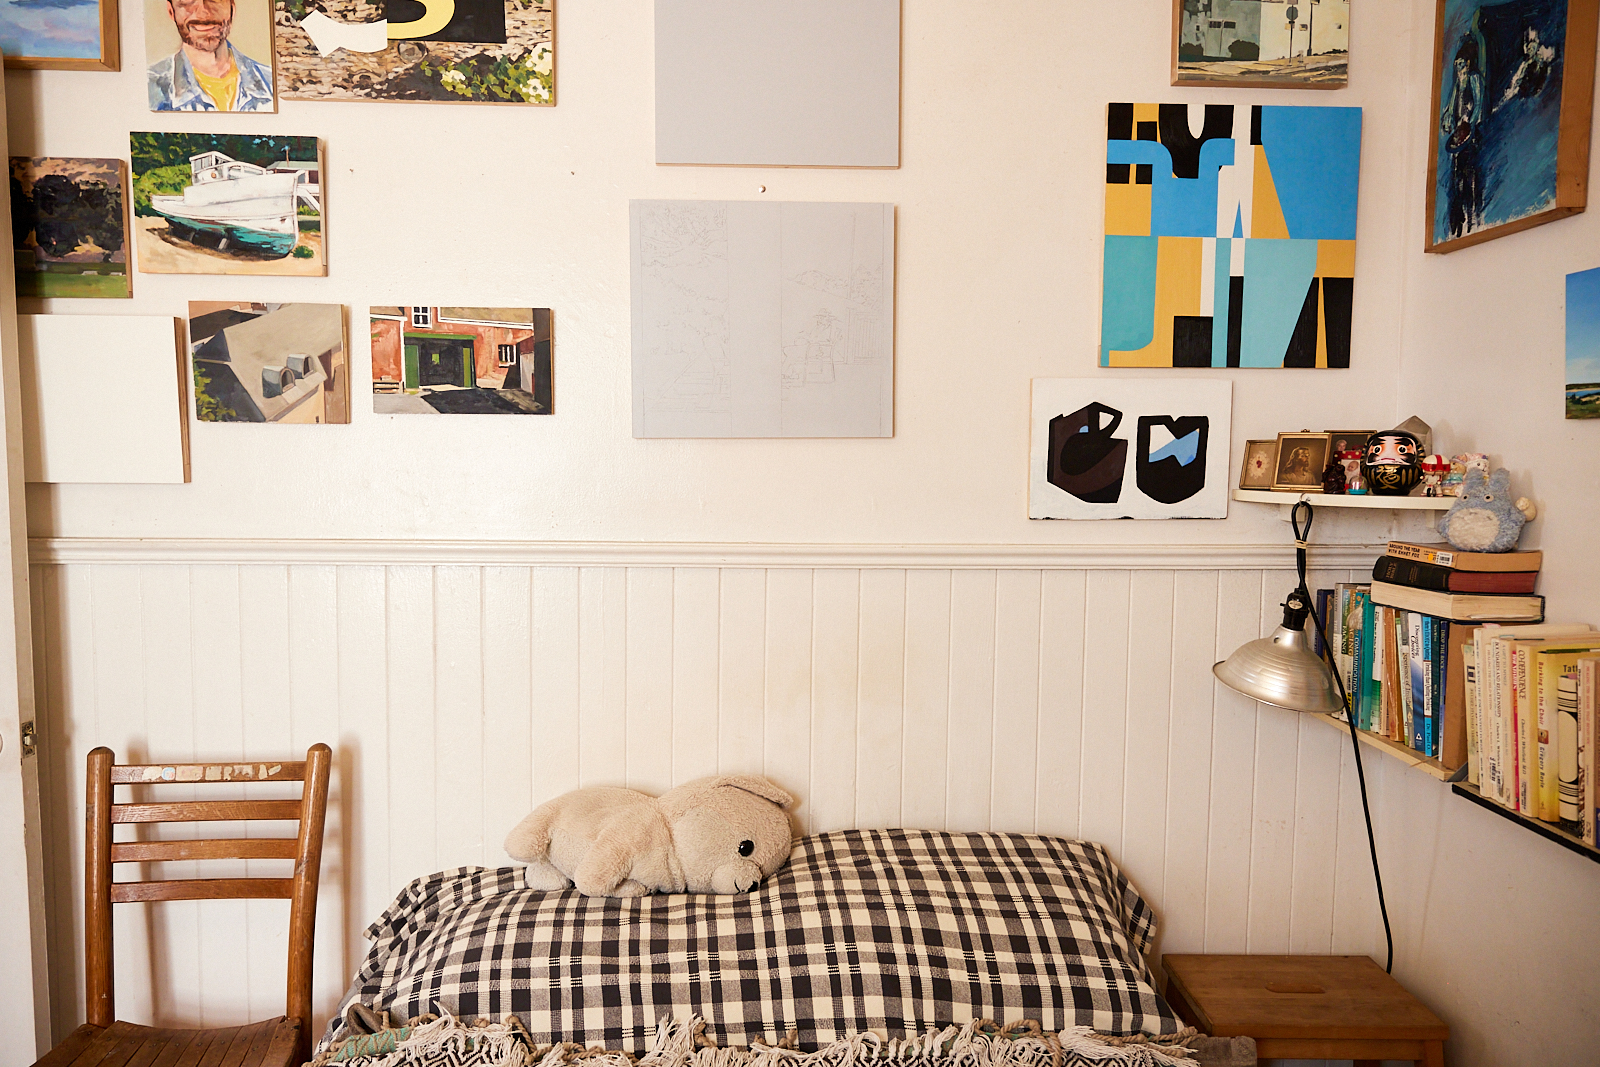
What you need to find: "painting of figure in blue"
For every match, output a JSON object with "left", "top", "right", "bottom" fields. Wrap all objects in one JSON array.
[{"left": 1428, "top": 0, "right": 1598, "bottom": 251}]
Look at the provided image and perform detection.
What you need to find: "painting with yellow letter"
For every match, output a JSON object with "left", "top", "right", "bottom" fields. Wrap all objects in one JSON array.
[
  {"left": 272, "top": 0, "right": 552, "bottom": 103},
  {"left": 1101, "top": 103, "right": 1362, "bottom": 368}
]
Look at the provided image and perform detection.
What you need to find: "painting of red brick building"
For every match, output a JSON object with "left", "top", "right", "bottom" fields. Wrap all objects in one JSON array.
[{"left": 371, "top": 306, "right": 552, "bottom": 414}]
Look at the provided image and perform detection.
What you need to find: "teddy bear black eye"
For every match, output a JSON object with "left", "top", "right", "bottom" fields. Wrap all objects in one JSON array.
[{"left": 738, "top": 839, "right": 754, "bottom": 857}]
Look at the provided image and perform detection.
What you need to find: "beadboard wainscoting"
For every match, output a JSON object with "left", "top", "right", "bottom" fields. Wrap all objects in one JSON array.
[{"left": 26, "top": 543, "right": 1388, "bottom": 1046}]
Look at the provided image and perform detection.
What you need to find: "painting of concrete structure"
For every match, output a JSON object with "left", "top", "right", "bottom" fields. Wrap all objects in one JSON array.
[
  {"left": 371, "top": 307, "right": 552, "bottom": 414},
  {"left": 1568, "top": 266, "right": 1600, "bottom": 418},
  {"left": 10, "top": 157, "right": 131, "bottom": 298},
  {"left": 272, "top": 0, "right": 552, "bottom": 104},
  {"left": 189, "top": 302, "right": 348, "bottom": 423},
  {"left": 131, "top": 132, "right": 323, "bottom": 275},
  {"left": 1030, "top": 378, "right": 1233, "bottom": 520},
  {"left": 1427, "top": 0, "right": 1597, "bottom": 253},
  {"left": 1101, "top": 103, "right": 1362, "bottom": 368},
  {"left": 1174, "top": 0, "right": 1349, "bottom": 87},
  {"left": 631, "top": 200, "right": 895, "bottom": 438}
]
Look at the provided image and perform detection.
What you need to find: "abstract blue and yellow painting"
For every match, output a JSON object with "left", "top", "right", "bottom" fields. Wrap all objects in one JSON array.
[
  {"left": 1100, "top": 103, "right": 1362, "bottom": 369},
  {"left": 1434, "top": 0, "right": 1568, "bottom": 247},
  {"left": 1568, "top": 266, "right": 1600, "bottom": 419}
]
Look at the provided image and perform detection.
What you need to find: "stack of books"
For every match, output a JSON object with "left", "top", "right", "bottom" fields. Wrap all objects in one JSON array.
[
  {"left": 1467, "top": 625, "right": 1599, "bottom": 844},
  {"left": 1314, "top": 542, "right": 1544, "bottom": 770}
]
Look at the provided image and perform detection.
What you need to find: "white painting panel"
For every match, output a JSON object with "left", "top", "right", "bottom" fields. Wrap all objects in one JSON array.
[
  {"left": 21, "top": 315, "right": 189, "bottom": 484},
  {"left": 632, "top": 200, "right": 895, "bottom": 438},
  {"left": 655, "top": 0, "right": 900, "bottom": 167},
  {"left": 1029, "top": 378, "right": 1231, "bottom": 519}
]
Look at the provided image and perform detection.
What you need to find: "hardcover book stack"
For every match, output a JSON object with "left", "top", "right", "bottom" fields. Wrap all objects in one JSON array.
[{"left": 1315, "top": 542, "right": 1546, "bottom": 769}]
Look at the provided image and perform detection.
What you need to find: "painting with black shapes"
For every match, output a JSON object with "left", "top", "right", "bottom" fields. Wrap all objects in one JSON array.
[{"left": 1030, "top": 379, "right": 1232, "bottom": 519}]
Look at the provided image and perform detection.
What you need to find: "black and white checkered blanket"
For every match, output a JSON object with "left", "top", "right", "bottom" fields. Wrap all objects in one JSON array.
[{"left": 324, "top": 830, "right": 1180, "bottom": 1053}]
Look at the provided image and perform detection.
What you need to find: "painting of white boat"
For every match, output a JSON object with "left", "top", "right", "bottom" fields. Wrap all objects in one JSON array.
[
  {"left": 131, "top": 132, "right": 324, "bottom": 277},
  {"left": 152, "top": 152, "right": 317, "bottom": 258}
]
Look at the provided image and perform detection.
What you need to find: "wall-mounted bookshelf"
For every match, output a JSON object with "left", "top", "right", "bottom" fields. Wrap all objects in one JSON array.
[
  {"left": 1451, "top": 782, "right": 1600, "bottom": 865},
  {"left": 1306, "top": 712, "right": 1454, "bottom": 781},
  {"left": 1234, "top": 489, "right": 1456, "bottom": 519}
]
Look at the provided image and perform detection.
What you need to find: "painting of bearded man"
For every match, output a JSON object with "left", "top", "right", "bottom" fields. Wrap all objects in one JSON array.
[{"left": 147, "top": 0, "right": 274, "bottom": 111}]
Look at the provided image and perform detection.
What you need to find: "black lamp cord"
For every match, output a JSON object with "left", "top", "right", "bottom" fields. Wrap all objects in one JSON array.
[{"left": 1290, "top": 500, "right": 1394, "bottom": 974}]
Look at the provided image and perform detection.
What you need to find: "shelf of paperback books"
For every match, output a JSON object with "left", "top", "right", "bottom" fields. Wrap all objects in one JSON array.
[
  {"left": 1234, "top": 489, "right": 1457, "bottom": 519},
  {"left": 1308, "top": 712, "right": 1455, "bottom": 780},
  {"left": 1450, "top": 782, "right": 1600, "bottom": 865}
]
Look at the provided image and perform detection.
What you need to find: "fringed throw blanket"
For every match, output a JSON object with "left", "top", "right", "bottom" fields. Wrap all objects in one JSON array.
[
  {"left": 314, "top": 1016, "right": 1223, "bottom": 1067},
  {"left": 323, "top": 831, "right": 1183, "bottom": 1053}
]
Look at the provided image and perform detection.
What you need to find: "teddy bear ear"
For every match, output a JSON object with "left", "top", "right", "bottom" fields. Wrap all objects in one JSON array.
[
  {"left": 712, "top": 775, "right": 794, "bottom": 809},
  {"left": 1488, "top": 468, "right": 1512, "bottom": 491}
]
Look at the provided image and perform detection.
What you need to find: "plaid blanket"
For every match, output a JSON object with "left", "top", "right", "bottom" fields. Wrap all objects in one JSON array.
[{"left": 324, "top": 830, "right": 1180, "bottom": 1053}]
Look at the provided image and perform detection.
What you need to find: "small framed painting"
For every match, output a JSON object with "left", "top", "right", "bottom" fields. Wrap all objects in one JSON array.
[
  {"left": 1172, "top": 0, "right": 1349, "bottom": 88},
  {"left": 1326, "top": 429, "right": 1374, "bottom": 457},
  {"left": 1239, "top": 439, "right": 1279, "bottom": 489},
  {"left": 1, "top": 0, "right": 119, "bottom": 70},
  {"left": 1426, "top": 0, "right": 1600, "bottom": 253},
  {"left": 1272, "top": 431, "right": 1331, "bottom": 491}
]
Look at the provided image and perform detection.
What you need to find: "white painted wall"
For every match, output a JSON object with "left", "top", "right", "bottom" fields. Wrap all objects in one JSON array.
[{"left": 6, "top": 1, "right": 1599, "bottom": 1065}]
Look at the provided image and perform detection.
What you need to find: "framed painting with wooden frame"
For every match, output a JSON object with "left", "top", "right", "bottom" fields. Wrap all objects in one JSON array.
[
  {"left": 1, "top": 0, "right": 119, "bottom": 70},
  {"left": 1426, "top": 0, "right": 1599, "bottom": 253},
  {"left": 1239, "top": 439, "right": 1279, "bottom": 489},
  {"left": 1171, "top": 0, "right": 1350, "bottom": 88},
  {"left": 1272, "top": 432, "right": 1330, "bottom": 491}
]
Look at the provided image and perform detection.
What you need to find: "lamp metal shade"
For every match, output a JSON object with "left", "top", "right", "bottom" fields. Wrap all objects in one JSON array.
[{"left": 1213, "top": 621, "right": 1345, "bottom": 715}]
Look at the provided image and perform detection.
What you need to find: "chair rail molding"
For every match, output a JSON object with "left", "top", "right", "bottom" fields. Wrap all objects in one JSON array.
[{"left": 27, "top": 536, "right": 1387, "bottom": 571}]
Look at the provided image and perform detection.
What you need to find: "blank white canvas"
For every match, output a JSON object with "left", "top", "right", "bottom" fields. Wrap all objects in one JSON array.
[
  {"left": 632, "top": 200, "right": 895, "bottom": 438},
  {"left": 21, "top": 315, "right": 188, "bottom": 484},
  {"left": 1030, "top": 378, "right": 1232, "bottom": 520},
  {"left": 655, "top": 0, "right": 900, "bottom": 167}
]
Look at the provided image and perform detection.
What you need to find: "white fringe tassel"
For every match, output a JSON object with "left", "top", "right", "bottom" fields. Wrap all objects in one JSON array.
[{"left": 345, "top": 1012, "right": 532, "bottom": 1067}]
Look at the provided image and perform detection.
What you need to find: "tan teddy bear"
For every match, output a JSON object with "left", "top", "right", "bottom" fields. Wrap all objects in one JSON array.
[{"left": 503, "top": 775, "right": 795, "bottom": 897}]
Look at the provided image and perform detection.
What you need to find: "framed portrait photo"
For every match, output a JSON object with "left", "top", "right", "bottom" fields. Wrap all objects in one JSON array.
[
  {"left": 1272, "top": 432, "right": 1331, "bottom": 491},
  {"left": 1326, "top": 429, "right": 1374, "bottom": 457},
  {"left": 1, "top": 0, "right": 118, "bottom": 70},
  {"left": 1239, "top": 439, "right": 1279, "bottom": 489},
  {"left": 1426, "top": 0, "right": 1599, "bottom": 253}
]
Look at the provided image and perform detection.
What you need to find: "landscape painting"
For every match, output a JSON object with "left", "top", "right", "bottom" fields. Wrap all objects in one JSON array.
[
  {"left": 10, "top": 157, "right": 131, "bottom": 298},
  {"left": 631, "top": 200, "right": 895, "bottom": 437},
  {"left": 371, "top": 307, "right": 553, "bottom": 414},
  {"left": 131, "top": 132, "right": 323, "bottom": 275},
  {"left": 189, "top": 302, "right": 348, "bottom": 423},
  {"left": 1174, "top": 0, "right": 1349, "bottom": 87},
  {"left": 1030, "top": 378, "right": 1233, "bottom": 520},
  {"left": 1569, "top": 266, "right": 1600, "bottom": 419},
  {"left": 272, "top": 0, "right": 553, "bottom": 104},
  {"left": 0, "top": 0, "right": 118, "bottom": 70},
  {"left": 1427, "top": 0, "right": 1600, "bottom": 252},
  {"left": 1101, "top": 102, "right": 1362, "bottom": 368}
]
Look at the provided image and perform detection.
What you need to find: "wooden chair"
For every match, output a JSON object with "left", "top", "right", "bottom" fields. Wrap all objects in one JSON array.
[{"left": 34, "top": 744, "right": 332, "bottom": 1067}]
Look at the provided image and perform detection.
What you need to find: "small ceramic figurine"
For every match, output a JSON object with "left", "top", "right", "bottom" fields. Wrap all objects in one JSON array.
[
  {"left": 1445, "top": 452, "right": 1488, "bottom": 496},
  {"left": 1420, "top": 454, "right": 1450, "bottom": 497},
  {"left": 1322, "top": 459, "right": 1347, "bottom": 494},
  {"left": 1361, "top": 427, "right": 1424, "bottom": 496},
  {"left": 1337, "top": 449, "right": 1364, "bottom": 491}
]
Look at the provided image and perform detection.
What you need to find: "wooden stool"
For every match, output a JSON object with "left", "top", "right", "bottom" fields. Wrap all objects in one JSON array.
[{"left": 1162, "top": 954, "right": 1448, "bottom": 1067}]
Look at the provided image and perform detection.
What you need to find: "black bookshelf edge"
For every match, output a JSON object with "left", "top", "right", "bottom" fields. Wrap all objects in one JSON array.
[{"left": 1451, "top": 783, "right": 1600, "bottom": 865}]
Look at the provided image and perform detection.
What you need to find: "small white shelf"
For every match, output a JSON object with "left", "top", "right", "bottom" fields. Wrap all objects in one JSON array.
[{"left": 1234, "top": 489, "right": 1455, "bottom": 517}]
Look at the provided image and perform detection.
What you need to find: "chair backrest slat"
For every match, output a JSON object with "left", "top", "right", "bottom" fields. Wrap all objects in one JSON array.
[
  {"left": 109, "top": 761, "right": 308, "bottom": 785},
  {"left": 110, "top": 878, "right": 295, "bottom": 904},
  {"left": 110, "top": 838, "right": 299, "bottom": 863},
  {"left": 111, "top": 799, "right": 303, "bottom": 824},
  {"left": 85, "top": 743, "right": 331, "bottom": 1066}
]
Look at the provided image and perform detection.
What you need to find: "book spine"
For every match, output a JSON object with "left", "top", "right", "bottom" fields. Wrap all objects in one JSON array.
[
  {"left": 1373, "top": 555, "right": 1454, "bottom": 592},
  {"left": 1362, "top": 591, "right": 1379, "bottom": 730},
  {"left": 1514, "top": 646, "right": 1533, "bottom": 814},
  {"left": 1464, "top": 643, "right": 1481, "bottom": 785},
  {"left": 1432, "top": 619, "right": 1449, "bottom": 758},
  {"left": 1352, "top": 611, "right": 1367, "bottom": 732},
  {"left": 1387, "top": 542, "right": 1454, "bottom": 566},
  {"left": 1411, "top": 612, "right": 1426, "bottom": 752},
  {"left": 1558, "top": 675, "right": 1582, "bottom": 834},
  {"left": 1396, "top": 609, "right": 1411, "bottom": 743},
  {"left": 1537, "top": 653, "right": 1559, "bottom": 823},
  {"left": 1583, "top": 660, "right": 1597, "bottom": 846},
  {"left": 1488, "top": 632, "right": 1509, "bottom": 806},
  {"left": 1314, "top": 588, "right": 1331, "bottom": 658}
]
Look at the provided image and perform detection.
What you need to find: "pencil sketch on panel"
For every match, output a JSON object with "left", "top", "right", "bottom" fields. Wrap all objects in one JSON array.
[{"left": 631, "top": 199, "right": 894, "bottom": 438}]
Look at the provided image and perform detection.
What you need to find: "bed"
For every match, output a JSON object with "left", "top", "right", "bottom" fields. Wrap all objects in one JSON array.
[{"left": 321, "top": 828, "right": 1182, "bottom": 1058}]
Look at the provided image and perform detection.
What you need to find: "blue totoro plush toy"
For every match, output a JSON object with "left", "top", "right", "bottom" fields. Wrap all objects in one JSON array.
[{"left": 1436, "top": 468, "right": 1537, "bottom": 552}]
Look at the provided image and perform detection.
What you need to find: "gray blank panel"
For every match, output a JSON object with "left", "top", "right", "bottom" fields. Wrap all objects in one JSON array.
[{"left": 655, "top": 0, "right": 901, "bottom": 167}]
